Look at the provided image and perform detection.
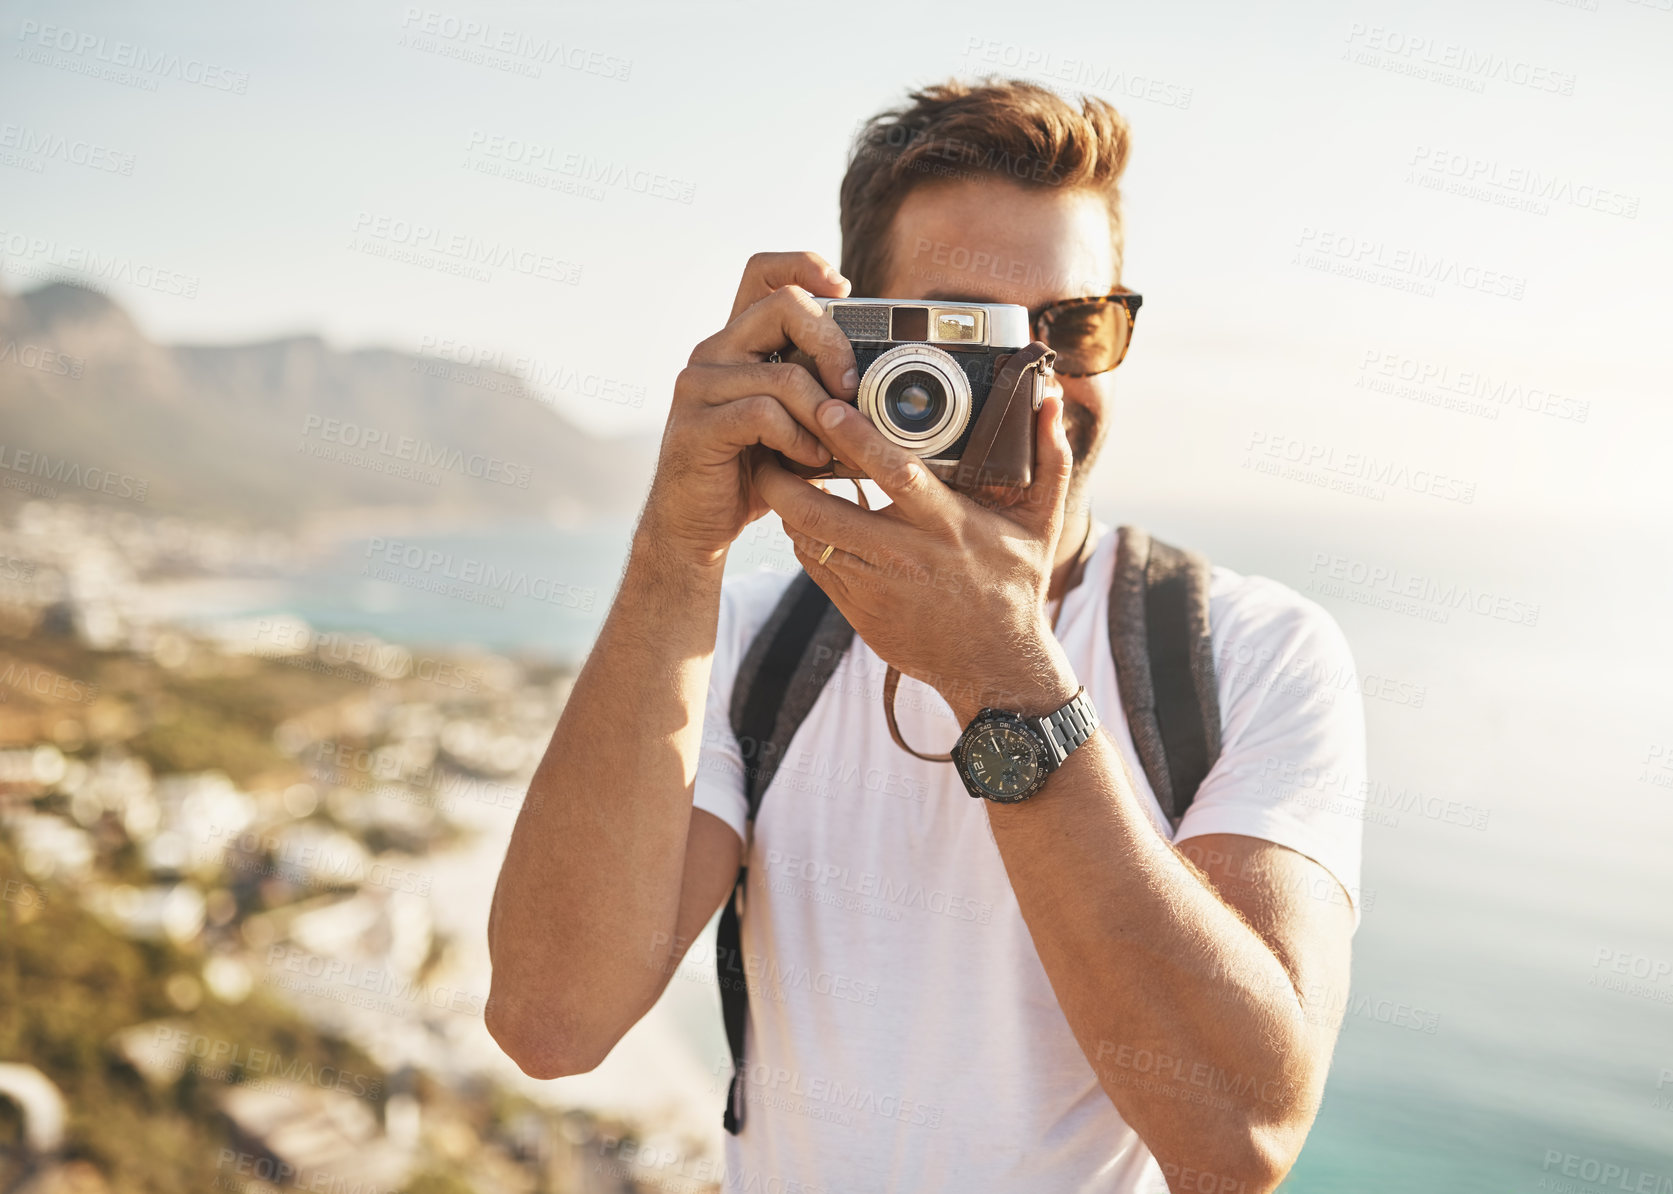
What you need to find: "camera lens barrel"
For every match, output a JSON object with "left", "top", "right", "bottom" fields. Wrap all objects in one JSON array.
[{"left": 856, "top": 344, "right": 972, "bottom": 458}]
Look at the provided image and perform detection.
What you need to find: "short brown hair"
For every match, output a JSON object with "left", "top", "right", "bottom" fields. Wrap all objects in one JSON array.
[{"left": 839, "top": 79, "right": 1133, "bottom": 296}]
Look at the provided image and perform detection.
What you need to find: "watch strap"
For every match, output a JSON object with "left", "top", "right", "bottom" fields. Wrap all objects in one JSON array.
[{"left": 1035, "top": 687, "right": 1099, "bottom": 770}]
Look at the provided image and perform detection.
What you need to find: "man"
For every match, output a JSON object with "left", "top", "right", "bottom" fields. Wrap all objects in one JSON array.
[{"left": 486, "top": 79, "right": 1367, "bottom": 1193}]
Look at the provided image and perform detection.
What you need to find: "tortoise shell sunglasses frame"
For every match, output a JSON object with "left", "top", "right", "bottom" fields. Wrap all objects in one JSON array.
[{"left": 1028, "top": 289, "right": 1144, "bottom": 378}]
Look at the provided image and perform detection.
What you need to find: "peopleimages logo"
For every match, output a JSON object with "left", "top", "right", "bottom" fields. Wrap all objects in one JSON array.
[
  {"left": 362, "top": 538, "right": 596, "bottom": 611},
  {"left": 1356, "top": 348, "right": 1590, "bottom": 424},
  {"left": 764, "top": 848, "right": 993, "bottom": 924},
  {"left": 0, "top": 659, "right": 97, "bottom": 704},
  {"left": 397, "top": 8, "right": 631, "bottom": 81},
  {"left": 1592, "top": 948, "right": 1673, "bottom": 984},
  {"left": 0, "top": 122, "right": 136, "bottom": 175},
  {"left": 216, "top": 1150, "right": 398, "bottom": 1194},
  {"left": 719, "top": 1059, "right": 944, "bottom": 1128},
  {"left": 349, "top": 211, "right": 582, "bottom": 286},
  {"left": 1342, "top": 23, "right": 1577, "bottom": 95},
  {"left": 14, "top": 19, "right": 252, "bottom": 93},
  {"left": 304, "top": 741, "right": 530, "bottom": 814},
  {"left": 1245, "top": 431, "right": 1478, "bottom": 505},
  {"left": 1641, "top": 744, "right": 1673, "bottom": 790},
  {"left": 0, "top": 338, "right": 85, "bottom": 379},
  {"left": 0, "top": 444, "right": 148, "bottom": 502},
  {"left": 1539, "top": 1150, "right": 1671, "bottom": 1193},
  {"left": 415, "top": 334, "right": 648, "bottom": 409},
  {"left": 146, "top": 1024, "right": 383, "bottom": 1099},
  {"left": 263, "top": 945, "right": 486, "bottom": 1018},
  {"left": 1587, "top": 947, "right": 1673, "bottom": 1008},
  {"left": 200, "top": 824, "right": 433, "bottom": 897},
  {"left": 298, "top": 414, "right": 531, "bottom": 488},
  {"left": 1294, "top": 227, "right": 1527, "bottom": 300},
  {"left": 959, "top": 38, "right": 1194, "bottom": 109},
  {"left": 1219, "top": 643, "right": 1428, "bottom": 711},
  {"left": 1306, "top": 551, "right": 1541, "bottom": 628},
  {"left": 1095, "top": 1040, "right": 1287, "bottom": 1106},
  {"left": 0, "top": 229, "right": 200, "bottom": 298},
  {"left": 1409, "top": 146, "right": 1638, "bottom": 219},
  {"left": 464, "top": 131, "right": 695, "bottom": 203}
]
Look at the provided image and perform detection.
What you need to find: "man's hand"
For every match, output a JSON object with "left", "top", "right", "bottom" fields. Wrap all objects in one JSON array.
[
  {"left": 752, "top": 391, "right": 1079, "bottom": 724},
  {"left": 641, "top": 251, "right": 857, "bottom": 569}
]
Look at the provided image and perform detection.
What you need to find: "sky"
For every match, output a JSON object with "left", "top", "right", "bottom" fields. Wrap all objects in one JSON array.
[{"left": 2, "top": 0, "right": 1670, "bottom": 529}]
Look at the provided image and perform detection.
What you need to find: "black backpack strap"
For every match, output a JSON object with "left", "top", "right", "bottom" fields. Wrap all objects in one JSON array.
[
  {"left": 1109, "top": 525, "right": 1222, "bottom": 827},
  {"left": 717, "top": 571, "right": 853, "bottom": 1133}
]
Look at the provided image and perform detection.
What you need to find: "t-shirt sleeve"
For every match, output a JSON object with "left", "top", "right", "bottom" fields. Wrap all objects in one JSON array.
[
  {"left": 691, "top": 570, "right": 795, "bottom": 844},
  {"left": 1173, "top": 572, "right": 1369, "bottom": 928}
]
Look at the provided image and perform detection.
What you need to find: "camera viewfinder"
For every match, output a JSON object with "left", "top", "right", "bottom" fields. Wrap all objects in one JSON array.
[{"left": 930, "top": 309, "right": 983, "bottom": 342}]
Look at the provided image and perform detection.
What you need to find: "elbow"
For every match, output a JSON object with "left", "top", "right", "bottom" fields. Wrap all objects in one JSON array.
[
  {"left": 1156, "top": 1132, "right": 1296, "bottom": 1194},
  {"left": 1227, "top": 1129, "right": 1301, "bottom": 1194},
  {"left": 1215, "top": 1043, "right": 1326, "bottom": 1191},
  {"left": 1153, "top": 1093, "right": 1316, "bottom": 1194},
  {"left": 1218, "top": 1106, "right": 1316, "bottom": 1194},
  {"left": 485, "top": 989, "right": 616, "bottom": 1080}
]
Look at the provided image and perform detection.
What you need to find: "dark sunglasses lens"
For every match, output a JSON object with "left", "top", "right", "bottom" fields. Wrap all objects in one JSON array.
[{"left": 1042, "top": 302, "right": 1130, "bottom": 374}]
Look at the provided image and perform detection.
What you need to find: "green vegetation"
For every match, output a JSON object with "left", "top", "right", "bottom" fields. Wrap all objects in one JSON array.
[
  {"left": 128, "top": 706, "right": 289, "bottom": 786},
  {"left": 0, "top": 840, "right": 387, "bottom": 1193},
  {"left": 0, "top": 622, "right": 627, "bottom": 1193}
]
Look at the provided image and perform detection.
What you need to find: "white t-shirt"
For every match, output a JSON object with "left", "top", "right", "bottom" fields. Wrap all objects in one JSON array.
[{"left": 693, "top": 524, "right": 1367, "bottom": 1194}]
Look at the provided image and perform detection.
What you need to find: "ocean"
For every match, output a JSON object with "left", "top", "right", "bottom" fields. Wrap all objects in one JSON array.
[{"left": 214, "top": 507, "right": 1673, "bottom": 1191}]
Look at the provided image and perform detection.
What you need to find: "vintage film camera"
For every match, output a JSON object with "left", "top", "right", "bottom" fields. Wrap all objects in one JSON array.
[{"left": 777, "top": 298, "right": 1055, "bottom": 490}]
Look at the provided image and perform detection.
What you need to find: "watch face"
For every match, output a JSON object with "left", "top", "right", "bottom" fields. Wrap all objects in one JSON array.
[{"left": 961, "top": 719, "right": 1043, "bottom": 802}]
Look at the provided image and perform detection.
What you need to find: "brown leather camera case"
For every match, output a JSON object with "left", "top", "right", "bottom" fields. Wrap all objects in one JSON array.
[{"left": 783, "top": 341, "right": 1055, "bottom": 496}]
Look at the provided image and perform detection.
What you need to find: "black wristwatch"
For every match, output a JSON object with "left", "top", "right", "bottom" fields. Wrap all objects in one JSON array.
[{"left": 952, "top": 686, "right": 1100, "bottom": 804}]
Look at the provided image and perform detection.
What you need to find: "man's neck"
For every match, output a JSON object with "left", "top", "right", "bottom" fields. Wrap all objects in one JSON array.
[{"left": 1047, "top": 501, "right": 1095, "bottom": 605}]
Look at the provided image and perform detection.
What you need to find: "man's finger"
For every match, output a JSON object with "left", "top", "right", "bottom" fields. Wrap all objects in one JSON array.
[
  {"left": 730, "top": 251, "right": 851, "bottom": 321},
  {"left": 677, "top": 361, "right": 838, "bottom": 457},
  {"left": 812, "top": 400, "right": 952, "bottom": 524},
  {"left": 707, "top": 393, "right": 831, "bottom": 470},
  {"left": 692, "top": 286, "right": 858, "bottom": 402},
  {"left": 752, "top": 455, "right": 886, "bottom": 563},
  {"left": 786, "top": 532, "right": 857, "bottom": 608},
  {"left": 1010, "top": 394, "right": 1074, "bottom": 535},
  {"left": 784, "top": 528, "right": 873, "bottom": 577}
]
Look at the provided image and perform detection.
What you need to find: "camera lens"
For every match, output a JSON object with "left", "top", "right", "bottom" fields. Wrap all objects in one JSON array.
[
  {"left": 857, "top": 344, "right": 972, "bottom": 459},
  {"left": 882, "top": 371, "right": 948, "bottom": 432}
]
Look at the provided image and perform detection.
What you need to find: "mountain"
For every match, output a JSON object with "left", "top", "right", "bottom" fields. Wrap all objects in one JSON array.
[{"left": 0, "top": 282, "right": 657, "bottom": 531}]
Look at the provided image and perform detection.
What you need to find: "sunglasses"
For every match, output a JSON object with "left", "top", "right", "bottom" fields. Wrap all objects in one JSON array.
[{"left": 1029, "top": 289, "right": 1143, "bottom": 378}]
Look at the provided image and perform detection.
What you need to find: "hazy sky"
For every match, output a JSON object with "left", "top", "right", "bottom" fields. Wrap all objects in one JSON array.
[{"left": 3, "top": 0, "right": 1669, "bottom": 524}]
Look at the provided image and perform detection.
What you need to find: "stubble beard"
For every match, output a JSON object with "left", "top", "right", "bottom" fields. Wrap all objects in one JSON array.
[{"left": 1063, "top": 399, "right": 1102, "bottom": 516}]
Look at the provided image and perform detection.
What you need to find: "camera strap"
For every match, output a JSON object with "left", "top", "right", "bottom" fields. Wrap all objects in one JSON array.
[
  {"left": 881, "top": 514, "right": 1096, "bottom": 762},
  {"left": 881, "top": 666, "right": 953, "bottom": 762}
]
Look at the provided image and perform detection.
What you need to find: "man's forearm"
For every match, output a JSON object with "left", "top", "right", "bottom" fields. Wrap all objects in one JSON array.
[
  {"left": 952, "top": 675, "right": 1320, "bottom": 1190},
  {"left": 486, "top": 518, "right": 725, "bottom": 1072}
]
